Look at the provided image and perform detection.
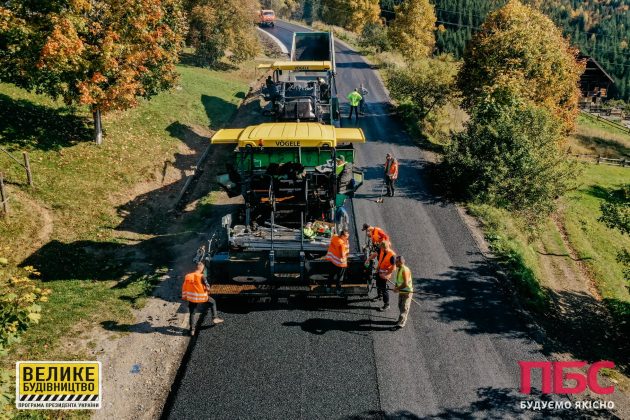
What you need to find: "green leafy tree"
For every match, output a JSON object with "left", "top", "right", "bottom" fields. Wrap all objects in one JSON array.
[
  {"left": 0, "top": 0, "right": 187, "bottom": 144},
  {"left": 388, "top": 0, "right": 436, "bottom": 61},
  {"left": 186, "top": 0, "right": 260, "bottom": 66},
  {"left": 444, "top": 93, "right": 580, "bottom": 220},
  {"left": 458, "top": 0, "right": 584, "bottom": 132},
  {"left": 387, "top": 55, "right": 459, "bottom": 120},
  {"left": 386, "top": 55, "right": 459, "bottom": 142},
  {"left": 359, "top": 22, "right": 390, "bottom": 52}
]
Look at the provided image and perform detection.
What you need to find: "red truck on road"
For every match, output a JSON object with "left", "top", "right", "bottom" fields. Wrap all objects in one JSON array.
[{"left": 259, "top": 9, "right": 275, "bottom": 27}]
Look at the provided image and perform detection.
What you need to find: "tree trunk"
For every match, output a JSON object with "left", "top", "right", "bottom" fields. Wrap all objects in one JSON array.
[{"left": 93, "top": 108, "right": 103, "bottom": 145}]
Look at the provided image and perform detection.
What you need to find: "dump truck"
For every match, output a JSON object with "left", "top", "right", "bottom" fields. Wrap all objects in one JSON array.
[
  {"left": 258, "top": 9, "right": 275, "bottom": 27},
  {"left": 199, "top": 122, "right": 369, "bottom": 299},
  {"left": 260, "top": 32, "right": 341, "bottom": 125}
]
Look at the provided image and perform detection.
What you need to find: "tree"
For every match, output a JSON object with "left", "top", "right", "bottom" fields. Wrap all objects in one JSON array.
[
  {"left": 359, "top": 22, "right": 390, "bottom": 53},
  {"left": 386, "top": 55, "right": 460, "bottom": 143},
  {"left": 186, "top": 0, "right": 260, "bottom": 67},
  {"left": 320, "top": 0, "right": 380, "bottom": 33},
  {"left": 458, "top": 0, "right": 584, "bottom": 132},
  {"left": 443, "top": 93, "right": 580, "bottom": 220},
  {"left": 388, "top": 0, "right": 436, "bottom": 61},
  {"left": 0, "top": 0, "right": 187, "bottom": 144},
  {"left": 387, "top": 55, "right": 459, "bottom": 120}
]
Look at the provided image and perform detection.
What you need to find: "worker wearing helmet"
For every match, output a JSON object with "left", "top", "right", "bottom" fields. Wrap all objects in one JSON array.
[
  {"left": 347, "top": 88, "right": 362, "bottom": 122},
  {"left": 182, "top": 262, "right": 224, "bottom": 336},
  {"left": 361, "top": 223, "right": 390, "bottom": 251},
  {"left": 369, "top": 241, "right": 396, "bottom": 311},
  {"left": 325, "top": 229, "right": 350, "bottom": 293},
  {"left": 393, "top": 255, "right": 414, "bottom": 329}
]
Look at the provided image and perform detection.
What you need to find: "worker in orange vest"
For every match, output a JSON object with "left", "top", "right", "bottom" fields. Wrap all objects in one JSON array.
[
  {"left": 182, "top": 262, "right": 224, "bottom": 336},
  {"left": 384, "top": 153, "right": 398, "bottom": 197},
  {"left": 361, "top": 223, "right": 390, "bottom": 252},
  {"left": 325, "top": 229, "right": 350, "bottom": 293},
  {"left": 369, "top": 240, "right": 396, "bottom": 311}
]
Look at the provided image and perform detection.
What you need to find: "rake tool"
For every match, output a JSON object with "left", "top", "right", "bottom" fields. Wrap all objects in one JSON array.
[{"left": 376, "top": 181, "right": 386, "bottom": 203}]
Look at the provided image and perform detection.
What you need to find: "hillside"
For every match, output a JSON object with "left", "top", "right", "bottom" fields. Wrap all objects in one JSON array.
[{"left": 426, "top": 0, "right": 630, "bottom": 100}]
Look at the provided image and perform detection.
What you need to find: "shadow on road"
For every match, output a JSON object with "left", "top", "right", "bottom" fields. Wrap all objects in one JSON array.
[{"left": 283, "top": 318, "right": 394, "bottom": 334}]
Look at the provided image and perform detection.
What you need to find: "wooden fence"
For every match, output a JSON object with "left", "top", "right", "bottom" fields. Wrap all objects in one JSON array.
[{"left": 571, "top": 154, "right": 629, "bottom": 167}]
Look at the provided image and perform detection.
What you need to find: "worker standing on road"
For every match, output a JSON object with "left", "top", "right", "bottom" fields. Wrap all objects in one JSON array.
[
  {"left": 347, "top": 89, "right": 363, "bottom": 122},
  {"left": 325, "top": 229, "right": 350, "bottom": 293},
  {"left": 369, "top": 241, "right": 396, "bottom": 311},
  {"left": 359, "top": 84, "right": 369, "bottom": 115},
  {"left": 361, "top": 223, "right": 390, "bottom": 251},
  {"left": 182, "top": 262, "right": 224, "bottom": 336},
  {"left": 384, "top": 153, "right": 398, "bottom": 197},
  {"left": 393, "top": 255, "right": 414, "bottom": 329}
]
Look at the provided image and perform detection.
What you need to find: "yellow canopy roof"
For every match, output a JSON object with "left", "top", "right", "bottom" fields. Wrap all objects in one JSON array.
[
  {"left": 211, "top": 123, "right": 365, "bottom": 148},
  {"left": 257, "top": 61, "right": 332, "bottom": 71}
]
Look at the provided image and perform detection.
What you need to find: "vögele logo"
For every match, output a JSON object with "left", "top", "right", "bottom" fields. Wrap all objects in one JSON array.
[{"left": 519, "top": 361, "right": 615, "bottom": 395}]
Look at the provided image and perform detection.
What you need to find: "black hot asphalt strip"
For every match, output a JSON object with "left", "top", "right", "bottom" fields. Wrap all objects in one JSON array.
[{"left": 163, "top": 21, "right": 562, "bottom": 420}]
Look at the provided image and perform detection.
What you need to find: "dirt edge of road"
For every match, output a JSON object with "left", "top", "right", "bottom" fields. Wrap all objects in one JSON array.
[{"left": 91, "top": 79, "right": 267, "bottom": 420}]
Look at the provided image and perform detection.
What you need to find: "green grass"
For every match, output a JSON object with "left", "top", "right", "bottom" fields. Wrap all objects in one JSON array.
[
  {"left": 0, "top": 62, "right": 251, "bottom": 415},
  {"left": 563, "top": 164, "right": 630, "bottom": 308},
  {"left": 568, "top": 113, "right": 630, "bottom": 157},
  {"left": 467, "top": 203, "right": 549, "bottom": 312}
]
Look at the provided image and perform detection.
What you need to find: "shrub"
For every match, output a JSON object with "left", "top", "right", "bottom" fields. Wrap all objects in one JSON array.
[
  {"left": 359, "top": 23, "right": 390, "bottom": 52},
  {"left": 444, "top": 97, "right": 580, "bottom": 222},
  {"left": 0, "top": 267, "right": 50, "bottom": 356}
]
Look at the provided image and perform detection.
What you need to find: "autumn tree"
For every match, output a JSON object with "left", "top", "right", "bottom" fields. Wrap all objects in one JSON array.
[
  {"left": 0, "top": 0, "right": 187, "bottom": 144},
  {"left": 388, "top": 0, "right": 436, "bottom": 61},
  {"left": 186, "top": 0, "right": 260, "bottom": 66},
  {"left": 320, "top": 0, "right": 380, "bottom": 33},
  {"left": 458, "top": 0, "right": 585, "bottom": 132}
]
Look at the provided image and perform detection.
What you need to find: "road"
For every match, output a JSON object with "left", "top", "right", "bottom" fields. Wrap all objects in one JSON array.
[{"left": 163, "top": 21, "right": 553, "bottom": 419}]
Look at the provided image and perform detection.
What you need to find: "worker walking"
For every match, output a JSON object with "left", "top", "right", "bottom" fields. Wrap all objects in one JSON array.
[
  {"left": 393, "top": 255, "right": 414, "bottom": 329},
  {"left": 384, "top": 153, "right": 398, "bottom": 197},
  {"left": 359, "top": 84, "right": 369, "bottom": 115},
  {"left": 361, "top": 223, "right": 390, "bottom": 251},
  {"left": 347, "top": 88, "right": 362, "bottom": 122},
  {"left": 325, "top": 229, "right": 350, "bottom": 293},
  {"left": 369, "top": 241, "right": 396, "bottom": 311},
  {"left": 182, "top": 262, "right": 224, "bottom": 336}
]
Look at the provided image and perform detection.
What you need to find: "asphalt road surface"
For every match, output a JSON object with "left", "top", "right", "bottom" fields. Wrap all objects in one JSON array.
[{"left": 163, "top": 21, "right": 559, "bottom": 419}]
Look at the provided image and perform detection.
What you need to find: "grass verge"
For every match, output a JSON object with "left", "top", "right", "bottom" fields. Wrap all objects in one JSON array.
[{"left": 0, "top": 60, "right": 254, "bottom": 416}]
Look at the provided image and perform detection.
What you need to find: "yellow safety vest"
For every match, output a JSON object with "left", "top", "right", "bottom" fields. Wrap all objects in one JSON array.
[
  {"left": 347, "top": 91, "right": 362, "bottom": 107},
  {"left": 395, "top": 265, "right": 413, "bottom": 293}
]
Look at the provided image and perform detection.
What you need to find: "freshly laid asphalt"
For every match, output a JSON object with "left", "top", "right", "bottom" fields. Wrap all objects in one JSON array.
[{"left": 163, "top": 21, "right": 561, "bottom": 419}]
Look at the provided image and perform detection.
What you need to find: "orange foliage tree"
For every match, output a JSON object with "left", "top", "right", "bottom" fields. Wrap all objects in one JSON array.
[
  {"left": 0, "top": 0, "right": 187, "bottom": 143},
  {"left": 458, "top": 0, "right": 585, "bottom": 133}
]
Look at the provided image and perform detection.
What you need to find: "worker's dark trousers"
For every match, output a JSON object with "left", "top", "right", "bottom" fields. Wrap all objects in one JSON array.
[
  {"left": 188, "top": 299, "right": 217, "bottom": 330},
  {"left": 329, "top": 264, "right": 346, "bottom": 289},
  {"left": 348, "top": 106, "right": 359, "bottom": 121},
  {"left": 385, "top": 176, "right": 396, "bottom": 197},
  {"left": 376, "top": 277, "right": 390, "bottom": 305}
]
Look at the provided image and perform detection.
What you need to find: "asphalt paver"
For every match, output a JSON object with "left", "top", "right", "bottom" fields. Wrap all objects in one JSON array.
[{"left": 163, "top": 21, "right": 559, "bottom": 419}]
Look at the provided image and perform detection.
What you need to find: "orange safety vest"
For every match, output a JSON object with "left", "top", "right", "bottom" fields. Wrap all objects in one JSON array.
[
  {"left": 378, "top": 248, "right": 396, "bottom": 278},
  {"left": 182, "top": 272, "right": 209, "bottom": 303},
  {"left": 325, "top": 235, "right": 349, "bottom": 268},
  {"left": 371, "top": 227, "right": 389, "bottom": 244},
  {"left": 385, "top": 159, "right": 398, "bottom": 180}
]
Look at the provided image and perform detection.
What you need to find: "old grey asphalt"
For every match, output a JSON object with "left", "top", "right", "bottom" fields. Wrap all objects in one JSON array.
[{"left": 163, "top": 21, "right": 554, "bottom": 419}]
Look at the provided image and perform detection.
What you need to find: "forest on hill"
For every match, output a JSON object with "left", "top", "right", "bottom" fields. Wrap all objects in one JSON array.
[{"left": 379, "top": 0, "right": 630, "bottom": 100}]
